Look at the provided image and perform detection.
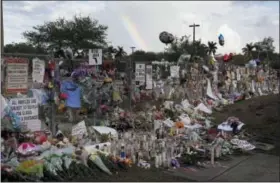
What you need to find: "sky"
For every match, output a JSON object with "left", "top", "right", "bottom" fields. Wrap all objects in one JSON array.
[{"left": 3, "top": 1, "right": 280, "bottom": 54}]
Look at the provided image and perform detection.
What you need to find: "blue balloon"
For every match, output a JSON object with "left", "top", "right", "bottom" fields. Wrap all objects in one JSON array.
[{"left": 218, "top": 34, "right": 224, "bottom": 41}]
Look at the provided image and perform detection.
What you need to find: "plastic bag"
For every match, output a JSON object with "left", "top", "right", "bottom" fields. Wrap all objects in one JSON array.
[
  {"left": 89, "top": 153, "right": 112, "bottom": 175},
  {"left": 62, "top": 156, "right": 73, "bottom": 169},
  {"left": 16, "top": 160, "right": 44, "bottom": 177}
]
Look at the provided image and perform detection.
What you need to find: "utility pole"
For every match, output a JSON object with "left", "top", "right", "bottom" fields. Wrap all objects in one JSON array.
[
  {"left": 1, "top": 1, "right": 3, "bottom": 53},
  {"left": 189, "top": 23, "right": 200, "bottom": 58},
  {"left": 1, "top": 1, "right": 4, "bottom": 87},
  {"left": 128, "top": 46, "right": 135, "bottom": 112}
]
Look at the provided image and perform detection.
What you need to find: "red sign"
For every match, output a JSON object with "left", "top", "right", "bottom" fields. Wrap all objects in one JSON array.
[{"left": 5, "top": 57, "right": 29, "bottom": 94}]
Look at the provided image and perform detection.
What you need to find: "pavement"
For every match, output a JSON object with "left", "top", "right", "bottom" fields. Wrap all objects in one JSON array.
[{"left": 167, "top": 153, "right": 279, "bottom": 182}]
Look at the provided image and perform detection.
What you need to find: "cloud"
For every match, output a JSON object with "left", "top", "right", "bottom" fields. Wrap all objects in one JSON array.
[{"left": 3, "top": 1, "right": 279, "bottom": 54}]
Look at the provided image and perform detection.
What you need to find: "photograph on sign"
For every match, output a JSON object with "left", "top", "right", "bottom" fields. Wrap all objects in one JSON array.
[
  {"left": 135, "top": 63, "right": 146, "bottom": 86},
  {"left": 5, "top": 58, "right": 28, "bottom": 94},
  {"left": 146, "top": 65, "right": 153, "bottom": 89},
  {"left": 32, "top": 58, "right": 45, "bottom": 83},
  {"left": 88, "top": 49, "right": 103, "bottom": 65}
]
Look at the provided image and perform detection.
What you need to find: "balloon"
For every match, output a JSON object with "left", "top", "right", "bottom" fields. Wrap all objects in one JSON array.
[
  {"left": 223, "top": 54, "right": 229, "bottom": 62},
  {"left": 159, "top": 31, "right": 174, "bottom": 44},
  {"left": 218, "top": 34, "right": 225, "bottom": 46}
]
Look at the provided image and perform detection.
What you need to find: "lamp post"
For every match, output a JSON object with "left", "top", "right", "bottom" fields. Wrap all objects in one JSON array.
[{"left": 128, "top": 46, "right": 135, "bottom": 112}]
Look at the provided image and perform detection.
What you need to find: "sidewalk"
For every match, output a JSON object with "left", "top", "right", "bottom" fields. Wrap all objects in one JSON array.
[{"left": 167, "top": 153, "right": 279, "bottom": 182}]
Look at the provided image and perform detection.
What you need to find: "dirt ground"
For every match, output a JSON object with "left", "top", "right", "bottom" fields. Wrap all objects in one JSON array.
[
  {"left": 212, "top": 94, "right": 280, "bottom": 156},
  {"left": 71, "top": 166, "right": 192, "bottom": 182}
]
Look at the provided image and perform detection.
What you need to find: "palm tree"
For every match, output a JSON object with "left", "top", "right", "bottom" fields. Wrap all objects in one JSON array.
[
  {"left": 254, "top": 43, "right": 263, "bottom": 59},
  {"left": 115, "top": 46, "right": 127, "bottom": 58},
  {"left": 105, "top": 46, "right": 117, "bottom": 59},
  {"left": 242, "top": 43, "right": 255, "bottom": 58},
  {"left": 206, "top": 41, "right": 218, "bottom": 55}
]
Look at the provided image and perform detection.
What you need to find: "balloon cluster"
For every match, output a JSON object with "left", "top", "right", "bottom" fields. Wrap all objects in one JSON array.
[
  {"left": 218, "top": 34, "right": 225, "bottom": 46},
  {"left": 223, "top": 53, "right": 233, "bottom": 62},
  {"left": 159, "top": 31, "right": 175, "bottom": 44}
]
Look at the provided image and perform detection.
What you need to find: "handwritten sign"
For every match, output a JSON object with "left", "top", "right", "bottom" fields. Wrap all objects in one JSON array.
[
  {"left": 89, "top": 49, "right": 102, "bottom": 65},
  {"left": 146, "top": 65, "right": 153, "bottom": 89},
  {"left": 5, "top": 57, "right": 28, "bottom": 94},
  {"left": 170, "top": 66, "right": 180, "bottom": 78},
  {"left": 32, "top": 58, "right": 45, "bottom": 83},
  {"left": 135, "top": 63, "right": 146, "bottom": 86},
  {"left": 9, "top": 97, "right": 39, "bottom": 130},
  {"left": 72, "top": 120, "right": 88, "bottom": 139}
]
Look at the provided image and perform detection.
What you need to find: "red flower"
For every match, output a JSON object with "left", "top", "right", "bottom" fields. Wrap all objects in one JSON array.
[{"left": 59, "top": 93, "right": 68, "bottom": 100}]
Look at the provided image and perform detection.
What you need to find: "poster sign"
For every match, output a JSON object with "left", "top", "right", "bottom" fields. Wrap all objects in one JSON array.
[
  {"left": 170, "top": 66, "right": 180, "bottom": 78},
  {"left": 146, "top": 65, "right": 153, "bottom": 89},
  {"left": 89, "top": 49, "right": 102, "bottom": 65},
  {"left": 72, "top": 120, "right": 88, "bottom": 139},
  {"left": 9, "top": 97, "right": 39, "bottom": 131},
  {"left": 135, "top": 63, "right": 146, "bottom": 86},
  {"left": 5, "top": 57, "right": 28, "bottom": 94},
  {"left": 32, "top": 58, "right": 45, "bottom": 83}
]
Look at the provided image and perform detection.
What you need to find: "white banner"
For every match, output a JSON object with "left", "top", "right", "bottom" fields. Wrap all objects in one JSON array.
[
  {"left": 170, "top": 66, "right": 180, "bottom": 78},
  {"left": 146, "top": 65, "right": 153, "bottom": 89},
  {"left": 135, "top": 63, "right": 146, "bottom": 86},
  {"left": 89, "top": 49, "right": 102, "bottom": 65},
  {"left": 6, "top": 58, "right": 28, "bottom": 94},
  {"left": 9, "top": 97, "right": 39, "bottom": 130},
  {"left": 32, "top": 58, "right": 45, "bottom": 83}
]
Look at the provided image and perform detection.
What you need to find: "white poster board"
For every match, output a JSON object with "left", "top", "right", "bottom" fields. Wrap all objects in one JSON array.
[
  {"left": 170, "top": 66, "right": 180, "bottom": 78},
  {"left": 32, "top": 58, "right": 45, "bottom": 83},
  {"left": 88, "top": 49, "right": 102, "bottom": 65},
  {"left": 146, "top": 65, "right": 153, "bottom": 89},
  {"left": 72, "top": 120, "right": 88, "bottom": 139},
  {"left": 135, "top": 63, "right": 146, "bottom": 86},
  {"left": 9, "top": 97, "right": 40, "bottom": 131},
  {"left": 6, "top": 58, "right": 28, "bottom": 94}
]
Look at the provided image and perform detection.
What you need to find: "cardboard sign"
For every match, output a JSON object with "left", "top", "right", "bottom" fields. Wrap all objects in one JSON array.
[
  {"left": 170, "top": 66, "right": 180, "bottom": 78},
  {"left": 146, "top": 65, "right": 153, "bottom": 89},
  {"left": 89, "top": 49, "right": 102, "bottom": 65},
  {"left": 5, "top": 57, "right": 28, "bottom": 94},
  {"left": 72, "top": 120, "right": 88, "bottom": 139},
  {"left": 32, "top": 58, "right": 45, "bottom": 83},
  {"left": 9, "top": 97, "right": 39, "bottom": 130},
  {"left": 135, "top": 63, "right": 146, "bottom": 86}
]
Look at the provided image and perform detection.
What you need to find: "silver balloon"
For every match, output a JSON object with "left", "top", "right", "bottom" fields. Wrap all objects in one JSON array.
[{"left": 159, "top": 31, "right": 174, "bottom": 44}]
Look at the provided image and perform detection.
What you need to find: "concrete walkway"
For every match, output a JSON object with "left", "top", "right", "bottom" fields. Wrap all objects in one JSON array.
[
  {"left": 212, "top": 153, "right": 279, "bottom": 182},
  {"left": 167, "top": 153, "right": 279, "bottom": 182}
]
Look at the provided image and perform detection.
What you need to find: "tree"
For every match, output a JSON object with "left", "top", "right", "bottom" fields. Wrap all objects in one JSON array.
[
  {"left": 242, "top": 43, "right": 255, "bottom": 58},
  {"left": 130, "top": 50, "right": 158, "bottom": 62},
  {"left": 115, "top": 46, "right": 127, "bottom": 59},
  {"left": 4, "top": 42, "right": 46, "bottom": 54},
  {"left": 206, "top": 41, "right": 218, "bottom": 55},
  {"left": 23, "top": 15, "right": 108, "bottom": 55},
  {"left": 104, "top": 46, "right": 117, "bottom": 59}
]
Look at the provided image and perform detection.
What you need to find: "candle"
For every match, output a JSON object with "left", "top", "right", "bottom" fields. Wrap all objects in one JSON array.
[
  {"left": 155, "top": 155, "right": 159, "bottom": 168},
  {"left": 211, "top": 147, "right": 215, "bottom": 165},
  {"left": 187, "top": 147, "right": 190, "bottom": 153}
]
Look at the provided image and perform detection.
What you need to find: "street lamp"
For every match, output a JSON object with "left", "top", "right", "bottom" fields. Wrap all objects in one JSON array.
[{"left": 128, "top": 46, "right": 135, "bottom": 112}]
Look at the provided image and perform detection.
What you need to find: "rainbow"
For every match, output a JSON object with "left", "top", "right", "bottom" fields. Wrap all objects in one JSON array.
[{"left": 121, "top": 14, "right": 148, "bottom": 51}]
